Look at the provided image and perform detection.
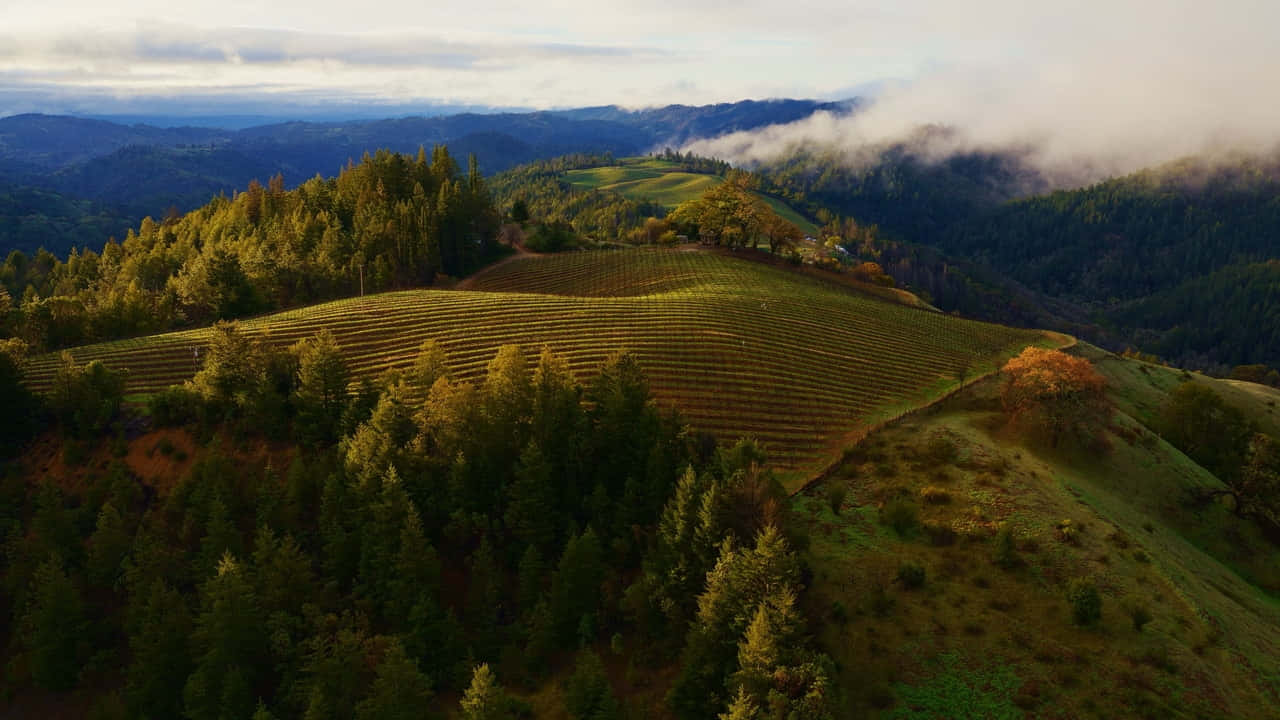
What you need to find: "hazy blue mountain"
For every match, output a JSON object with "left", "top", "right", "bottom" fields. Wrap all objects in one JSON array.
[{"left": 0, "top": 99, "right": 851, "bottom": 255}]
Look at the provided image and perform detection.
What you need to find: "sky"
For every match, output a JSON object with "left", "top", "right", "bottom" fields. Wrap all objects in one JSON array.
[
  {"left": 0, "top": 0, "right": 1041, "bottom": 115},
  {"left": 3, "top": 1, "right": 1278, "bottom": 181}
]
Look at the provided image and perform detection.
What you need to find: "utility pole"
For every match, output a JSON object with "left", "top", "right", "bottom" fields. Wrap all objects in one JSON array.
[{"left": 359, "top": 264, "right": 365, "bottom": 298}]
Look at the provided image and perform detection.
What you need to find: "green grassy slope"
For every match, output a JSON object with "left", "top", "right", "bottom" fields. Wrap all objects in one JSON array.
[
  {"left": 563, "top": 158, "right": 819, "bottom": 235},
  {"left": 798, "top": 351, "right": 1280, "bottom": 718},
  {"left": 23, "top": 248, "right": 1042, "bottom": 484}
]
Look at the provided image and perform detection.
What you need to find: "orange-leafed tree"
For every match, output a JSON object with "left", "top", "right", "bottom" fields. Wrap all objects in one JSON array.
[{"left": 1001, "top": 347, "right": 1110, "bottom": 447}]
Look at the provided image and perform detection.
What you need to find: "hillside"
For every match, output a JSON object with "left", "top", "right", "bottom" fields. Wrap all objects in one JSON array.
[
  {"left": 799, "top": 347, "right": 1280, "bottom": 718},
  {"left": 22, "top": 248, "right": 1044, "bottom": 483},
  {"left": 562, "top": 157, "right": 818, "bottom": 235}
]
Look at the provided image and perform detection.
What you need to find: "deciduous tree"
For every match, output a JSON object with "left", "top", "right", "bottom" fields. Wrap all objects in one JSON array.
[{"left": 1000, "top": 347, "right": 1109, "bottom": 447}]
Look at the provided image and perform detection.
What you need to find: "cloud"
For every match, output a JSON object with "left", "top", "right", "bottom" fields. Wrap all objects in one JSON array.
[
  {"left": 681, "top": 1, "right": 1280, "bottom": 186},
  {"left": 0, "top": 23, "right": 658, "bottom": 71}
]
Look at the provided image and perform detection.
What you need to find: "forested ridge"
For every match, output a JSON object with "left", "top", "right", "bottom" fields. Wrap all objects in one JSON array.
[
  {"left": 0, "top": 146, "right": 501, "bottom": 353},
  {"left": 753, "top": 149, "right": 1280, "bottom": 371}
]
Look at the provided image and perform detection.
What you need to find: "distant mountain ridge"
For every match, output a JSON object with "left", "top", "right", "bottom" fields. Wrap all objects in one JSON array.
[{"left": 0, "top": 99, "right": 846, "bottom": 254}]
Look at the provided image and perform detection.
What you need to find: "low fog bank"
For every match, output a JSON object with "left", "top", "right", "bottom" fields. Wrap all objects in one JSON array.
[{"left": 684, "top": 3, "right": 1280, "bottom": 190}]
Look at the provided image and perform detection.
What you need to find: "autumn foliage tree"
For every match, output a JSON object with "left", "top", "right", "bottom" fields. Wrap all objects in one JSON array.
[{"left": 1000, "top": 347, "right": 1109, "bottom": 447}]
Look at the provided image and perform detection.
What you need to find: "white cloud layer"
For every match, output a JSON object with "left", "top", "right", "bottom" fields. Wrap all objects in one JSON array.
[{"left": 682, "top": 1, "right": 1280, "bottom": 185}]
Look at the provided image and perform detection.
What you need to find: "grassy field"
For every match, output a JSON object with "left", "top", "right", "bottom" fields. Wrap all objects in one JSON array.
[
  {"left": 24, "top": 248, "right": 1044, "bottom": 484},
  {"left": 563, "top": 158, "right": 819, "bottom": 235},
  {"left": 797, "top": 354, "right": 1280, "bottom": 717}
]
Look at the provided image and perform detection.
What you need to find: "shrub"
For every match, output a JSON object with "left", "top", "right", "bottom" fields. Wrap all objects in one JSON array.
[
  {"left": 993, "top": 526, "right": 1018, "bottom": 569},
  {"left": 924, "top": 521, "right": 957, "bottom": 546},
  {"left": 920, "top": 486, "right": 951, "bottom": 504},
  {"left": 869, "top": 583, "right": 895, "bottom": 616},
  {"left": 1056, "top": 519, "right": 1079, "bottom": 545},
  {"left": 1129, "top": 605, "right": 1153, "bottom": 632},
  {"left": 830, "top": 600, "right": 849, "bottom": 625},
  {"left": 896, "top": 561, "right": 926, "bottom": 589},
  {"left": 880, "top": 497, "right": 919, "bottom": 535},
  {"left": 826, "top": 485, "right": 848, "bottom": 515},
  {"left": 148, "top": 385, "right": 203, "bottom": 427},
  {"left": 1067, "top": 579, "right": 1102, "bottom": 625},
  {"left": 923, "top": 436, "right": 959, "bottom": 466}
]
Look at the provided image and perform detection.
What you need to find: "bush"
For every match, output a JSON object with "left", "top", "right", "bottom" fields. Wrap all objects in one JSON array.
[
  {"left": 923, "top": 436, "right": 959, "bottom": 466},
  {"left": 880, "top": 497, "right": 919, "bottom": 535},
  {"left": 993, "top": 526, "right": 1018, "bottom": 568},
  {"left": 919, "top": 486, "right": 951, "bottom": 504},
  {"left": 525, "top": 221, "right": 577, "bottom": 253},
  {"left": 826, "top": 485, "right": 848, "bottom": 515},
  {"left": 148, "top": 385, "right": 203, "bottom": 427},
  {"left": 924, "top": 521, "right": 957, "bottom": 546},
  {"left": 1067, "top": 579, "right": 1102, "bottom": 625},
  {"left": 1056, "top": 519, "right": 1079, "bottom": 545},
  {"left": 1128, "top": 605, "right": 1153, "bottom": 632},
  {"left": 896, "top": 561, "right": 926, "bottom": 589}
]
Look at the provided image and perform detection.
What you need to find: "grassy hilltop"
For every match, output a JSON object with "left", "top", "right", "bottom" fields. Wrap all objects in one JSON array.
[{"left": 24, "top": 248, "right": 1042, "bottom": 484}]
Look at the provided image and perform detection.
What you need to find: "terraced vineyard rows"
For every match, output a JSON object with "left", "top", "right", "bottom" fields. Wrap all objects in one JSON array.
[{"left": 24, "top": 249, "right": 1048, "bottom": 482}]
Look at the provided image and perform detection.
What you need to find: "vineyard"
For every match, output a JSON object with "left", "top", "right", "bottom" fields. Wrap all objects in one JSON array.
[
  {"left": 24, "top": 248, "right": 1049, "bottom": 483},
  {"left": 563, "top": 158, "right": 819, "bottom": 235}
]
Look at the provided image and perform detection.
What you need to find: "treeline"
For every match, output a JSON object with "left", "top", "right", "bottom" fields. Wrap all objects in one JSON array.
[
  {"left": 489, "top": 152, "right": 752, "bottom": 246},
  {"left": 0, "top": 331, "right": 838, "bottom": 718},
  {"left": 0, "top": 146, "right": 501, "bottom": 353},
  {"left": 488, "top": 154, "right": 667, "bottom": 244}
]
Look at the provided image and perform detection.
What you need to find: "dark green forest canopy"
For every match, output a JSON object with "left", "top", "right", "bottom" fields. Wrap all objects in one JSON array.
[
  {"left": 755, "top": 149, "right": 1280, "bottom": 371},
  {"left": 0, "top": 146, "right": 502, "bottom": 353},
  {"left": 0, "top": 335, "right": 836, "bottom": 719}
]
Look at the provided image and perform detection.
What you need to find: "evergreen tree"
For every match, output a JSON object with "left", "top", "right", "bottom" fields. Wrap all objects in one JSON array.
[
  {"left": 183, "top": 553, "right": 267, "bottom": 720},
  {"left": 550, "top": 528, "right": 606, "bottom": 645},
  {"left": 411, "top": 339, "right": 452, "bottom": 391},
  {"left": 20, "top": 553, "right": 89, "bottom": 691},
  {"left": 466, "top": 536, "right": 504, "bottom": 660},
  {"left": 86, "top": 500, "right": 132, "bottom": 590},
  {"left": 459, "top": 664, "right": 512, "bottom": 720},
  {"left": 563, "top": 650, "right": 619, "bottom": 720},
  {"left": 720, "top": 687, "right": 761, "bottom": 720},
  {"left": 344, "top": 381, "right": 417, "bottom": 487},
  {"left": 504, "top": 441, "right": 559, "bottom": 553},
  {"left": 293, "top": 330, "right": 350, "bottom": 444},
  {"left": 354, "top": 639, "right": 435, "bottom": 720}
]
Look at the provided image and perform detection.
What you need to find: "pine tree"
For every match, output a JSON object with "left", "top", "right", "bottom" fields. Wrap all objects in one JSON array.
[
  {"left": 466, "top": 536, "right": 504, "bottom": 660},
  {"left": 293, "top": 330, "right": 350, "bottom": 444},
  {"left": 344, "top": 381, "right": 417, "bottom": 487},
  {"left": 411, "top": 339, "right": 451, "bottom": 391},
  {"left": 21, "top": 553, "right": 88, "bottom": 691},
  {"left": 459, "top": 664, "right": 511, "bottom": 720},
  {"left": 504, "top": 441, "right": 559, "bottom": 553},
  {"left": 516, "top": 545, "right": 547, "bottom": 618},
  {"left": 124, "top": 579, "right": 194, "bottom": 719},
  {"left": 183, "top": 553, "right": 267, "bottom": 720},
  {"left": 550, "top": 528, "right": 606, "bottom": 645},
  {"left": 720, "top": 687, "right": 761, "bottom": 720},
  {"left": 354, "top": 639, "right": 434, "bottom": 720},
  {"left": 563, "top": 650, "right": 619, "bottom": 720},
  {"left": 86, "top": 500, "right": 132, "bottom": 589}
]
